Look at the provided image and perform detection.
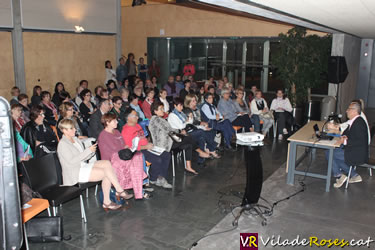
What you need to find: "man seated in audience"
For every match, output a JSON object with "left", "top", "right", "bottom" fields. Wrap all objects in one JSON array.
[
  {"left": 175, "top": 75, "right": 184, "bottom": 94},
  {"left": 89, "top": 99, "right": 112, "bottom": 139},
  {"left": 10, "top": 86, "right": 20, "bottom": 105},
  {"left": 326, "top": 102, "right": 369, "bottom": 188},
  {"left": 164, "top": 75, "right": 179, "bottom": 99}
]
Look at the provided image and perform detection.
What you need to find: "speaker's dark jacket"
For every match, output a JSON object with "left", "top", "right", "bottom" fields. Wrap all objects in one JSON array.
[{"left": 343, "top": 116, "right": 368, "bottom": 166}]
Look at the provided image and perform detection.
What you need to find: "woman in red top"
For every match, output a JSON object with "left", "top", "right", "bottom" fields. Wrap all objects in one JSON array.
[
  {"left": 98, "top": 113, "right": 149, "bottom": 199},
  {"left": 183, "top": 60, "right": 195, "bottom": 78},
  {"left": 141, "top": 88, "right": 154, "bottom": 119},
  {"left": 121, "top": 109, "right": 172, "bottom": 189}
]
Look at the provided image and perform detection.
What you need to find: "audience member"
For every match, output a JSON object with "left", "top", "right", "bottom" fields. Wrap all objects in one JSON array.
[
  {"left": 21, "top": 105, "right": 58, "bottom": 158},
  {"left": 57, "top": 118, "right": 132, "bottom": 211},
  {"left": 120, "top": 88, "right": 130, "bottom": 112},
  {"left": 216, "top": 80, "right": 224, "bottom": 96},
  {"left": 11, "top": 104, "right": 33, "bottom": 162},
  {"left": 196, "top": 86, "right": 205, "bottom": 106},
  {"left": 94, "top": 86, "right": 104, "bottom": 106},
  {"left": 11, "top": 103, "right": 26, "bottom": 133},
  {"left": 175, "top": 75, "right": 184, "bottom": 94},
  {"left": 183, "top": 60, "right": 195, "bottom": 79},
  {"left": 10, "top": 86, "right": 20, "bottom": 105},
  {"left": 116, "top": 57, "right": 128, "bottom": 85},
  {"left": 270, "top": 89, "right": 293, "bottom": 140},
  {"left": 207, "top": 85, "right": 220, "bottom": 107},
  {"left": 75, "top": 86, "right": 84, "bottom": 106},
  {"left": 142, "top": 88, "right": 155, "bottom": 119},
  {"left": 248, "top": 85, "right": 258, "bottom": 104},
  {"left": 89, "top": 99, "right": 112, "bottom": 139},
  {"left": 150, "top": 101, "right": 199, "bottom": 174},
  {"left": 250, "top": 90, "right": 273, "bottom": 136},
  {"left": 31, "top": 85, "right": 42, "bottom": 106},
  {"left": 218, "top": 88, "right": 253, "bottom": 132},
  {"left": 79, "top": 89, "right": 97, "bottom": 124},
  {"left": 41, "top": 91, "right": 58, "bottom": 126},
  {"left": 105, "top": 60, "right": 117, "bottom": 85},
  {"left": 164, "top": 75, "right": 178, "bottom": 99},
  {"left": 58, "top": 102, "right": 88, "bottom": 139},
  {"left": 233, "top": 88, "right": 260, "bottom": 132},
  {"left": 148, "top": 59, "right": 160, "bottom": 80},
  {"left": 126, "top": 53, "right": 137, "bottom": 88},
  {"left": 179, "top": 79, "right": 195, "bottom": 101},
  {"left": 157, "top": 89, "right": 170, "bottom": 115},
  {"left": 52, "top": 82, "right": 65, "bottom": 107},
  {"left": 122, "top": 109, "right": 172, "bottom": 188},
  {"left": 137, "top": 57, "right": 148, "bottom": 83},
  {"left": 98, "top": 113, "right": 149, "bottom": 199},
  {"left": 201, "top": 93, "right": 235, "bottom": 151},
  {"left": 18, "top": 94, "right": 31, "bottom": 122},
  {"left": 106, "top": 80, "right": 117, "bottom": 96},
  {"left": 111, "top": 96, "right": 126, "bottom": 131}
]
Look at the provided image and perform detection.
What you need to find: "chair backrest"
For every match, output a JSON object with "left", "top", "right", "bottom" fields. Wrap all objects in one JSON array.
[{"left": 21, "top": 153, "right": 60, "bottom": 193}]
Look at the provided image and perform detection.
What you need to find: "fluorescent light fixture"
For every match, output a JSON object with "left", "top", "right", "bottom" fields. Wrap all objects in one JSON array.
[{"left": 74, "top": 25, "right": 84, "bottom": 33}]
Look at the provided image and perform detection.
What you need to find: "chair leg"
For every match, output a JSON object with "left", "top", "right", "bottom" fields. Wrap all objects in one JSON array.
[
  {"left": 369, "top": 168, "right": 373, "bottom": 177},
  {"left": 86, "top": 188, "right": 89, "bottom": 198},
  {"left": 53, "top": 206, "right": 57, "bottom": 216},
  {"left": 345, "top": 166, "right": 353, "bottom": 189},
  {"left": 80, "top": 195, "right": 87, "bottom": 223},
  {"left": 172, "top": 153, "right": 175, "bottom": 177},
  {"left": 95, "top": 184, "right": 98, "bottom": 196},
  {"left": 23, "top": 223, "right": 29, "bottom": 250},
  {"left": 47, "top": 207, "right": 51, "bottom": 217},
  {"left": 183, "top": 150, "right": 187, "bottom": 169}
]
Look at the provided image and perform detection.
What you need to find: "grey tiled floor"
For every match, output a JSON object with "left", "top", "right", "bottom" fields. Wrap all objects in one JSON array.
[{"left": 28, "top": 138, "right": 288, "bottom": 250}]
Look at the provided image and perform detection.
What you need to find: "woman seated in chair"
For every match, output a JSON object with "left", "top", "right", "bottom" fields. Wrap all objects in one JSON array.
[
  {"left": 270, "top": 89, "right": 293, "bottom": 140},
  {"left": 149, "top": 101, "right": 199, "bottom": 174},
  {"left": 168, "top": 98, "right": 217, "bottom": 163},
  {"left": 98, "top": 113, "right": 150, "bottom": 199},
  {"left": 121, "top": 109, "right": 173, "bottom": 188},
  {"left": 233, "top": 88, "right": 261, "bottom": 133},
  {"left": 201, "top": 93, "right": 236, "bottom": 151},
  {"left": 250, "top": 90, "right": 273, "bottom": 136},
  {"left": 218, "top": 87, "right": 254, "bottom": 133},
  {"left": 21, "top": 105, "right": 59, "bottom": 158},
  {"left": 57, "top": 118, "right": 133, "bottom": 211},
  {"left": 57, "top": 102, "right": 88, "bottom": 139},
  {"left": 184, "top": 94, "right": 221, "bottom": 158},
  {"left": 40, "top": 91, "right": 58, "bottom": 126}
]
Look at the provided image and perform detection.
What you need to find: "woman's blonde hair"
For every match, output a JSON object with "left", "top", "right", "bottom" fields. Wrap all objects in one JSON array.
[
  {"left": 184, "top": 94, "right": 197, "bottom": 108},
  {"left": 58, "top": 118, "right": 74, "bottom": 131}
]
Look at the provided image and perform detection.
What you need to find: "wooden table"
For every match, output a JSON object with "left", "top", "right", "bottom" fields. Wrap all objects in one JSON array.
[{"left": 286, "top": 121, "right": 340, "bottom": 192}]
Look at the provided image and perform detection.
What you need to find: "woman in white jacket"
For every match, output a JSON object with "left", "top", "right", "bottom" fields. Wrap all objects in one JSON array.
[
  {"left": 250, "top": 90, "right": 273, "bottom": 136},
  {"left": 57, "top": 119, "right": 132, "bottom": 211}
]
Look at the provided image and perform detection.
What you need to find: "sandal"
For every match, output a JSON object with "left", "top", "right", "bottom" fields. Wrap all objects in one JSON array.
[
  {"left": 210, "top": 152, "right": 221, "bottom": 159},
  {"left": 116, "top": 190, "right": 134, "bottom": 201},
  {"left": 103, "top": 202, "right": 122, "bottom": 212}
]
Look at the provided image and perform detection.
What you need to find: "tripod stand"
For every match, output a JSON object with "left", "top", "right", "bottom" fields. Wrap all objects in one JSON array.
[
  {"left": 232, "top": 203, "right": 268, "bottom": 227},
  {"left": 231, "top": 145, "right": 269, "bottom": 227}
]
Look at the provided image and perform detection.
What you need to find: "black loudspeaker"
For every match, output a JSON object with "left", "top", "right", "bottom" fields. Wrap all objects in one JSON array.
[{"left": 328, "top": 56, "right": 349, "bottom": 84}]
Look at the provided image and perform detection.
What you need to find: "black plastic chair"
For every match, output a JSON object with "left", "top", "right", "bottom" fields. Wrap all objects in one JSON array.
[{"left": 21, "top": 153, "right": 87, "bottom": 223}]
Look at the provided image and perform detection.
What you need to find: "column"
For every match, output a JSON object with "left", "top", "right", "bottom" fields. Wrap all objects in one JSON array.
[{"left": 261, "top": 40, "right": 270, "bottom": 93}]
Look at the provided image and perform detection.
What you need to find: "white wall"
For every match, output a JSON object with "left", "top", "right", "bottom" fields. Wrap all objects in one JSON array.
[{"left": 21, "top": 0, "right": 116, "bottom": 33}]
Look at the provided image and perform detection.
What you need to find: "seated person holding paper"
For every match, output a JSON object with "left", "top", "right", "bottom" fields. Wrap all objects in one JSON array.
[
  {"left": 326, "top": 102, "right": 369, "bottom": 188},
  {"left": 98, "top": 113, "right": 149, "bottom": 199},
  {"left": 121, "top": 109, "right": 172, "bottom": 188},
  {"left": 149, "top": 101, "right": 199, "bottom": 175}
]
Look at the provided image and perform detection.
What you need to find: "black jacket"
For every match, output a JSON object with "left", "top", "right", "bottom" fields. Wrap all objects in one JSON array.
[
  {"left": 343, "top": 116, "right": 368, "bottom": 166},
  {"left": 20, "top": 121, "right": 58, "bottom": 154},
  {"left": 89, "top": 109, "right": 104, "bottom": 139},
  {"left": 79, "top": 102, "right": 96, "bottom": 123}
]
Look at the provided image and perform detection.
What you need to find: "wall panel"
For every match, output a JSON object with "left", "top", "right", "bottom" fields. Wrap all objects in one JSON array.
[
  {"left": 23, "top": 32, "right": 116, "bottom": 98},
  {"left": 0, "top": 0, "right": 12, "bottom": 28},
  {"left": 0, "top": 31, "right": 15, "bottom": 101}
]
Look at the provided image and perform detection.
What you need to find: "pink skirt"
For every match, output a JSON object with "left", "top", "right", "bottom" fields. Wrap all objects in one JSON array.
[{"left": 110, "top": 151, "right": 147, "bottom": 199}]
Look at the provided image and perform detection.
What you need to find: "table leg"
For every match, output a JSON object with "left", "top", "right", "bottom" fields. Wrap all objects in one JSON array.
[
  {"left": 326, "top": 148, "right": 334, "bottom": 192},
  {"left": 287, "top": 142, "right": 297, "bottom": 185}
]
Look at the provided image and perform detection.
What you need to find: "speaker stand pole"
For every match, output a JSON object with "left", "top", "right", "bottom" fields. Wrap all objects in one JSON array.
[{"left": 335, "top": 82, "right": 341, "bottom": 114}]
